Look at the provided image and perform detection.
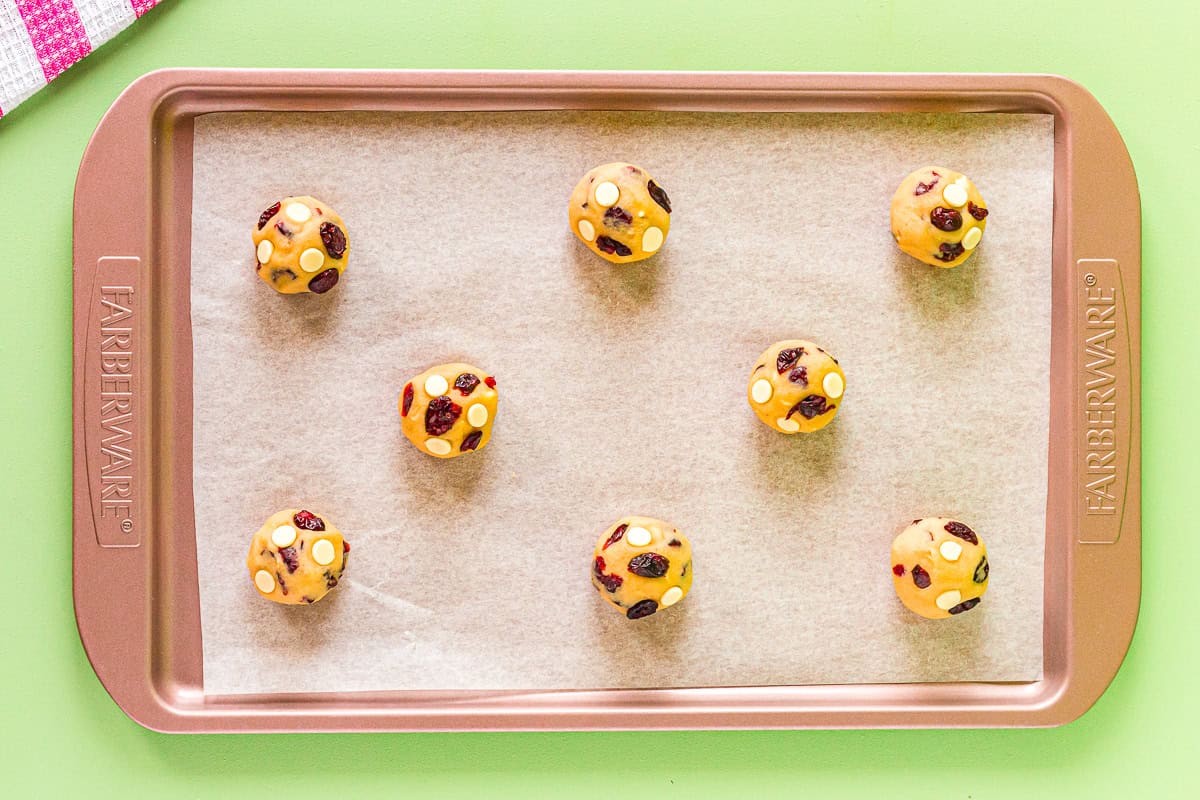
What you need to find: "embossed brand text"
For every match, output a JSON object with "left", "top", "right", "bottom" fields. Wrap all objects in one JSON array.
[
  {"left": 1083, "top": 285, "right": 1117, "bottom": 514},
  {"left": 98, "top": 286, "right": 134, "bottom": 524}
]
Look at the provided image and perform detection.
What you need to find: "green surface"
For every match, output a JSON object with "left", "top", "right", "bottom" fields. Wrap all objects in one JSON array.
[{"left": 0, "top": 0, "right": 1194, "bottom": 796}]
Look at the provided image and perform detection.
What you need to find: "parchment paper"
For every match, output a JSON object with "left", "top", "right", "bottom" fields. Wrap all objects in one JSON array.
[{"left": 191, "top": 110, "right": 1052, "bottom": 694}]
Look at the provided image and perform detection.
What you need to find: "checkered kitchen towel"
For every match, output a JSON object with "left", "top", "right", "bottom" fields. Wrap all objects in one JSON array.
[{"left": 0, "top": 0, "right": 162, "bottom": 119}]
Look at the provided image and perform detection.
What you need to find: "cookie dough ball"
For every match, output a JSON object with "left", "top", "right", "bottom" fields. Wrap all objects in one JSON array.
[
  {"left": 400, "top": 363, "right": 498, "bottom": 458},
  {"left": 747, "top": 340, "right": 845, "bottom": 434},
  {"left": 246, "top": 509, "right": 349, "bottom": 605},
  {"left": 591, "top": 516, "right": 693, "bottom": 620},
  {"left": 569, "top": 162, "right": 672, "bottom": 264},
  {"left": 252, "top": 195, "right": 349, "bottom": 294},
  {"left": 890, "top": 166, "right": 989, "bottom": 268},
  {"left": 891, "top": 517, "right": 989, "bottom": 619}
]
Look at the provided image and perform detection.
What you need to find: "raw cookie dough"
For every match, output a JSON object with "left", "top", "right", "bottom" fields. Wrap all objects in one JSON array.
[
  {"left": 890, "top": 166, "right": 989, "bottom": 268},
  {"left": 252, "top": 195, "right": 350, "bottom": 294},
  {"left": 592, "top": 516, "right": 693, "bottom": 620},
  {"left": 400, "top": 363, "right": 499, "bottom": 458},
  {"left": 891, "top": 517, "right": 989, "bottom": 619},
  {"left": 246, "top": 508, "right": 349, "bottom": 605},
  {"left": 568, "top": 162, "right": 672, "bottom": 264},
  {"left": 747, "top": 340, "right": 845, "bottom": 434}
]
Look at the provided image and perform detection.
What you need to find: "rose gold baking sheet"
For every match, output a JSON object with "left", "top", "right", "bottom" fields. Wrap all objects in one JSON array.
[{"left": 73, "top": 70, "right": 1141, "bottom": 731}]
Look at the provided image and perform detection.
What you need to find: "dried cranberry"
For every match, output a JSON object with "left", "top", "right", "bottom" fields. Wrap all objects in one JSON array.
[
  {"left": 892, "top": 564, "right": 905, "bottom": 577},
  {"left": 425, "top": 395, "right": 462, "bottom": 436},
  {"left": 484, "top": 376, "right": 497, "bottom": 389},
  {"left": 279, "top": 546, "right": 300, "bottom": 573},
  {"left": 929, "top": 207, "right": 963, "bottom": 232},
  {"left": 625, "top": 165, "right": 642, "bottom": 175},
  {"left": 668, "top": 539, "right": 682, "bottom": 547},
  {"left": 319, "top": 222, "right": 347, "bottom": 258},
  {"left": 293, "top": 511, "right": 324, "bottom": 533},
  {"left": 593, "top": 555, "right": 606, "bottom": 575},
  {"left": 460, "top": 430, "right": 483, "bottom": 452},
  {"left": 787, "top": 394, "right": 833, "bottom": 420},
  {"left": 325, "top": 573, "right": 339, "bottom": 589},
  {"left": 647, "top": 180, "right": 671, "bottom": 213},
  {"left": 973, "top": 555, "right": 989, "bottom": 583},
  {"left": 681, "top": 561, "right": 690, "bottom": 578},
  {"left": 934, "top": 242, "right": 965, "bottom": 262},
  {"left": 454, "top": 373, "right": 481, "bottom": 396},
  {"left": 270, "top": 268, "right": 296, "bottom": 283},
  {"left": 592, "top": 556, "right": 623, "bottom": 592},
  {"left": 277, "top": 572, "right": 288, "bottom": 595},
  {"left": 968, "top": 201, "right": 989, "bottom": 220},
  {"left": 944, "top": 521, "right": 978, "bottom": 545},
  {"left": 914, "top": 177, "right": 939, "bottom": 195},
  {"left": 595, "top": 235, "right": 633, "bottom": 257},
  {"left": 911, "top": 565, "right": 931, "bottom": 589},
  {"left": 603, "top": 206, "right": 633, "bottom": 227},
  {"left": 628, "top": 552, "right": 669, "bottom": 578},
  {"left": 776, "top": 347, "right": 806, "bottom": 373},
  {"left": 604, "top": 524, "right": 628, "bottom": 550},
  {"left": 948, "top": 597, "right": 981, "bottom": 615},
  {"left": 275, "top": 221, "right": 293, "bottom": 238},
  {"left": 258, "top": 202, "right": 281, "bottom": 229},
  {"left": 626, "top": 599, "right": 658, "bottom": 619},
  {"left": 788, "top": 366, "right": 808, "bottom": 385},
  {"left": 302, "top": 596, "right": 314, "bottom": 604},
  {"left": 308, "top": 268, "right": 340, "bottom": 293},
  {"left": 402, "top": 383, "right": 414, "bottom": 416},
  {"left": 343, "top": 541, "right": 350, "bottom": 553}
]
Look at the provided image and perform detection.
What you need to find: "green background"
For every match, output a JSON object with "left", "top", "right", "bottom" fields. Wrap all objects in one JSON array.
[{"left": 1, "top": 0, "right": 1194, "bottom": 795}]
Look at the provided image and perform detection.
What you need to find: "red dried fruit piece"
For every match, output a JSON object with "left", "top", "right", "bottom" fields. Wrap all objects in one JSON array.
[
  {"left": 788, "top": 366, "right": 808, "bottom": 385},
  {"left": 914, "top": 177, "right": 939, "bottom": 195},
  {"left": 343, "top": 541, "right": 350, "bottom": 553},
  {"left": 302, "top": 596, "right": 314, "bottom": 604},
  {"left": 595, "top": 235, "right": 633, "bottom": 257},
  {"left": 319, "top": 222, "right": 347, "bottom": 258},
  {"left": 279, "top": 546, "right": 300, "bottom": 574},
  {"left": 454, "top": 373, "right": 481, "bottom": 396},
  {"left": 425, "top": 395, "right": 462, "bottom": 436},
  {"left": 625, "top": 165, "right": 642, "bottom": 175},
  {"left": 893, "top": 564, "right": 905, "bottom": 577},
  {"left": 647, "top": 180, "right": 671, "bottom": 213},
  {"left": 277, "top": 572, "right": 288, "bottom": 595},
  {"left": 681, "top": 561, "right": 690, "bottom": 578},
  {"left": 308, "top": 268, "right": 340, "bottom": 294},
  {"left": 628, "top": 552, "right": 670, "bottom": 578},
  {"left": 275, "top": 221, "right": 294, "bottom": 238},
  {"left": 604, "top": 524, "right": 629, "bottom": 550},
  {"left": 460, "top": 430, "right": 483, "bottom": 452},
  {"left": 293, "top": 510, "right": 326, "bottom": 532},
  {"left": 911, "top": 565, "right": 932, "bottom": 589},
  {"left": 944, "top": 521, "right": 979, "bottom": 545},
  {"left": 973, "top": 555, "right": 989, "bottom": 583},
  {"left": 270, "top": 268, "right": 297, "bottom": 284},
  {"left": 626, "top": 599, "right": 659, "bottom": 619},
  {"left": 402, "top": 383, "right": 415, "bottom": 416},
  {"left": 787, "top": 394, "right": 833, "bottom": 420},
  {"left": 668, "top": 539, "right": 682, "bottom": 547},
  {"left": 776, "top": 347, "right": 806, "bottom": 373},
  {"left": 258, "top": 202, "right": 281, "bottom": 230},
  {"left": 592, "top": 556, "right": 623, "bottom": 592},
  {"left": 929, "top": 206, "right": 963, "bottom": 232},
  {"left": 603, "top": 206, "right": 634, "bottom": 227},
  {"left": 967, "top": 201, "right": 989, "bottom": 220},
  {"left": 484, "top": 376, "right": 497, "bottom": 389},
  {"left": 934, "top": 242, "right": 965, "bottom": 262},
  {"left": 948, "top": 597, "right": 981, "bottom": 615},
  {"left": 593, "top": 555, "right": 606, "bottom": 574}
]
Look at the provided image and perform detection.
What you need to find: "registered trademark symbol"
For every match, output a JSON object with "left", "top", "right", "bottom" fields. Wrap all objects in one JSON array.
[
  {"left": 121, "top": 519, "right": 134, "bottom": 533},
  {"left": 1084, "top": 273, "right": 1097, "bottom": 286}
]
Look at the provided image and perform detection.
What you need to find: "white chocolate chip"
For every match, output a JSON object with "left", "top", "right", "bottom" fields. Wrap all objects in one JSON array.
[
  {"left": 426, "top": 438, "right": 452, "bottom": 456},
  {"left": 593, "top": 181, "right": 619, "bottom": 207},
  {"left": 641, "top": 226, "right": 664, "bottom": 254},
  {"left": 577, "top": 219, "right": 595, "bottom": 242},
  {"left": 660, "top": 586, "right": 684, "bottom": 607},
  {"left": 638, "top": 210, "right": 645, "bottom": 218},
  {"left": 962, "top": 227, "right": 983, "bottom": 250},
  {"left": 936, "top": 590, "right": 963, "bottom": 610},
  {"left": 751, "top": 378, "right": 773, "bottom": 404},
  {"left": 311, "top": 538, "right": 336, "bottom": 566},
  {"left": 955, "top": 176, "right": 969, "bottom": 187},
  {"left": 424, "top": 374, "right": 449, "bottom": 397},
  {"left": 467, "top": 403, "right": 489, "bottom": 427},
  {"left": 271, "top": 525, "right": 297, "bottom": 548},
  {"left": 939, "top": 540, "right": 963, "bottom": 562},
  {"left": 777, "top": 417, "right": 801, "bottom": 432},
  {"left": 626, "top": 526, "right": 652, "bottom": 547},
  {"left": 942, "top": 183, "right": 968, "bottom": 208},
  {"left": 256, "top": 239, "right": 273, "bottom": 263},
  {"left": 285, "top": 202, "right": 312, "bottom": 224},
  {"left": 254, "top": 569, "right": 276, "bottom": 594},
  {"left": 822, "top": 372, "right": 845, "bottom": 400},
  {"left": 299, "top": 248, "right": 325, "bottom": 273}
]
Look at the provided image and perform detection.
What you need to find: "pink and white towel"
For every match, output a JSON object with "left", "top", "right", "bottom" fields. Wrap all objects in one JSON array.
[{"left": 0, "top": 0, "right": 162, "bottom": 119}]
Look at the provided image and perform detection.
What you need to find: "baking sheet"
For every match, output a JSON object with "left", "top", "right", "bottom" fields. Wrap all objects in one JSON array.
[{"left": 190, "top": 110, "right": 1052, "bottom": 695}]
